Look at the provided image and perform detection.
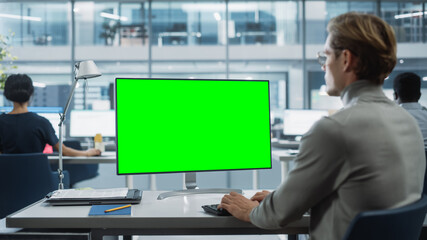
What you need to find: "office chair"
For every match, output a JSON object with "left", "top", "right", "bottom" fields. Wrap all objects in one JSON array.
[
  {"left": 50, "top": 140, "right": 99, "bottom": 187},
  {"left": 342, "top": 194, "right": 427, "bottom": 240},
  {"left": 0, "top": 153, "right": 69, "bottom": 219},
  {"left": 423, "top": 150, "right": 427, "bottom": 195}
]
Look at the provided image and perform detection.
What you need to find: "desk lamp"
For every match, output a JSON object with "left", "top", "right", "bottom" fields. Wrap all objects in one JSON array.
[{"left": 57, "top": 60, "right": 102, "bottom": 189}]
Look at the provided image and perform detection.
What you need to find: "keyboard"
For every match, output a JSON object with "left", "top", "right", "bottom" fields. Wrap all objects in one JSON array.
[{"left": 202, "top": 204, "right": 231, "bottom": 216}]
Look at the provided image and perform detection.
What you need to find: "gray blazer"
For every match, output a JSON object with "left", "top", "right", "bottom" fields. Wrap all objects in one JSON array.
[{"left": 250, "top": 80, "right": 426, "bottom": 240}]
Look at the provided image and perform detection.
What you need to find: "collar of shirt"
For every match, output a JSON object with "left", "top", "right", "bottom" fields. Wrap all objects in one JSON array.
[{"left": 340, "top": 80, "right": 386, "bottom": 107}]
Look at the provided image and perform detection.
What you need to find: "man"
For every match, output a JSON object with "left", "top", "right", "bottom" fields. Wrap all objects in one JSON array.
[
  {"left": 219, "top": 12, "right": 426, "bottom": 240},
  {"left": 393, "top": 72, "right": 427, "bottom": 150}
]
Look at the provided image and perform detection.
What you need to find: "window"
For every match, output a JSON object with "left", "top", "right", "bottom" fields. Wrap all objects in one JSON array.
[
  {"left": 0, "top": 2, "right": 69, "bottom": 46},
  {"left": 151, "top": 1, "right": 225, "bottom": 46},
  {"left": 381, "top": 2, "right": 424, "bottom": 43},
  {"left": 0, "top": 0, "right": 426, "bottom": 138},
  {"left": 228, "top": 1, "right": 299, "bottom": 46},
  {"left": 306, "top": 1, "right": 376, "bottom": 44}
]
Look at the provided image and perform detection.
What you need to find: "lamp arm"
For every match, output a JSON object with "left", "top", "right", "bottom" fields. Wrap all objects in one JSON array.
[
  {"left": 60, "top": 78, "right": 79, "bottom": 125},
  {"left": 57, "top": 78, "right": 80, "bottom": 190}
]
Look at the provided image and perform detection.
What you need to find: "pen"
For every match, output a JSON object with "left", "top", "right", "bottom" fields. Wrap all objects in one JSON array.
[{"left": 104, "top": 204, "right": 131, "bottom": 213}]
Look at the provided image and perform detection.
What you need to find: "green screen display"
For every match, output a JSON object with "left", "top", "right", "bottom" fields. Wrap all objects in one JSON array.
[{"left": 115, "top": 78, "right": 272, "bottom": 174}]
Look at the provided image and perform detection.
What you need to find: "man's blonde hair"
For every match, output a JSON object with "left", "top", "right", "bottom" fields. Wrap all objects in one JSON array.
[{"left": 327, "top": 12, "right": 397, "bottom": 85}]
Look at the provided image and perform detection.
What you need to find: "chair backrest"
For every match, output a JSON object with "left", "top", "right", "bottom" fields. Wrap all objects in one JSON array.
[
  {"left": 50, "top": 140, "right": 99, "bottom": 187},
  {"left": 342, "top": 195, "right": 427, "bottom": 240},
  {"left": 424, "top": 150, "right": 427, "bottom": 195},
  {"left": 0, "top": 153, "right": 62, "bottom": 218}
]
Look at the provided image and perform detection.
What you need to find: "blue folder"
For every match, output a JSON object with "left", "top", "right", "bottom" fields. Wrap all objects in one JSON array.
[{"left": 89, "top": 204, "right": 131, "bottom": 216}]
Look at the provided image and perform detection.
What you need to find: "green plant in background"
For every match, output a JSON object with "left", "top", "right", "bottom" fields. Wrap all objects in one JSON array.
[{"left": 0, "top": 31, "right": 18, "bottom": 89}]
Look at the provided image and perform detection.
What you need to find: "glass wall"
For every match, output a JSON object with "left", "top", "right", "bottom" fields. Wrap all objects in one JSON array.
[
  {"left": 0, "top": 2, "right": 23, "bottom": 45},
  {"left": 305, "top": 1, "right": 377, "bottom": 44},
  {"left": 381, "top": 2, "right": 425, "bottom": 43},
  {"left": 75, "top": 2, "right": 148, "bottom": 46},
  {"left": 150, "top": 1, "right": 229, "bottom": 123},
  {"left": 0, "top": 0, "right": 427, "bottom": 136},
  {"left": 307, "top": 0, "right": 427, "bottom": 110},
  {"left": 228, "top": 1, "right": 301, "bottom": 111},
  {"left": 74, "top": 1, "right": 149, "bottom": 110},
  {"left": 151, "top": 2, "right": 224, "bottom": 46},
  {"left": 120, "top": 2, "right": 149, "bottom": 46},
  {"left": 0, "top": 2, "right": 69, "bottom": 46},
  {"left": 227, "top": 1, "right": 298, "bottom": 45},
  {"left": 23, "top": 2, "right": 69, "bottom": 46}
]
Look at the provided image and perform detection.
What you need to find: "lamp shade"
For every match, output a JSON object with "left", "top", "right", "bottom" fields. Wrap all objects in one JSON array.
[{"left": 75, "top": 60, "right": 102, "bottom": 79}]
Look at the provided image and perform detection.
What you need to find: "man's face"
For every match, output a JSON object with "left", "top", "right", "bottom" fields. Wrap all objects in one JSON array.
[{"left": 322, "top": 36, "right": 346, "bottom": 96}]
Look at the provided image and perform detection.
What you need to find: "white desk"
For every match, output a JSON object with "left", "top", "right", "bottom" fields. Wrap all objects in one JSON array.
[
  {"left": 48, "top": 151, "right": 117, "bottom": 164},
  {"left": 6, "top": 190, "right": 309, "bottom": 240},
  {"left": 272, "top": 150, "right": 298, "bottom": 182}
]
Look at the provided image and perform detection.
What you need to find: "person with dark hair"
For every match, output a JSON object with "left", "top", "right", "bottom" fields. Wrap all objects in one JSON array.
[
  {"left": 393, "top": 72, "right": 427, "bottom": 150},
  {"left": 0, "top": 74, "right": 100, "bottom": 156},
  {"left": 3, "top": 74, "right": 34, "bottom": 104},
  {"left": 218, "top": 13, "right": 425, "bottom": 240}
]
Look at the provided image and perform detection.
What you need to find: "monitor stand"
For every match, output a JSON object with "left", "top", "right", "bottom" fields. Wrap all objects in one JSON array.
[{"left": 157, "top": 172, "right": 242, "bottom": 200}]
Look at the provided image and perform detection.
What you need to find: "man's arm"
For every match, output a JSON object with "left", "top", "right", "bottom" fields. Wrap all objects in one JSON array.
[
  {"left": 250, "top": 117, "right": 347, "bottom": 229},
  {"left": 251, "top": 190, "right": 271, "bottom": 202},
  {"left": 219, "top": 191, "right": 270, "bottom": 222},
  {"left": 219, "top": 117, "right": 347, "bottom": 226},
  {"left": 53, "top": 143, "right": 101, "bottom": 157}
]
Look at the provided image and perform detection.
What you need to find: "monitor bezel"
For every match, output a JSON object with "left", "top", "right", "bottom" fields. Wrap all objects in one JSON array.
[{"left": 114, "top": 77, "right": 272, "bottom": 175}]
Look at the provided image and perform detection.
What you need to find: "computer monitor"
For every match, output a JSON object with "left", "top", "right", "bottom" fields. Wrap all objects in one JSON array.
[
  {"left": 69, "top": 110, "right": 115, "bottom": 138},
  {"left": 283, "top": 109, "right": 328, "bottom": 137},
  {"left": 115, "top": 78, "right": 272, "bottom": 199},
  {"left": 0, "top": 107, "right": 62, "bottom": 137}
]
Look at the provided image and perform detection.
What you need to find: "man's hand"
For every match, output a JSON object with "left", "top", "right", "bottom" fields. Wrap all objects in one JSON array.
[
  {"left": 250, "top": 190, "right": 271, "bottom": 202},
  {"left": 219, "top": 192, "right": 259, "bottom": 222}
]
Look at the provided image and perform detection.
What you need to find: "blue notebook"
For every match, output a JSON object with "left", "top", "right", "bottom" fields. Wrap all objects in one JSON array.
[{"left": 89, "top": 204, "right": 131, "bottom": 216}]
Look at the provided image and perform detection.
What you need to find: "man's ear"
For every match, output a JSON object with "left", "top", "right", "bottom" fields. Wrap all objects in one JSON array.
[{"left": 342, "top": 49, "right": 356, "bottom": 72}]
